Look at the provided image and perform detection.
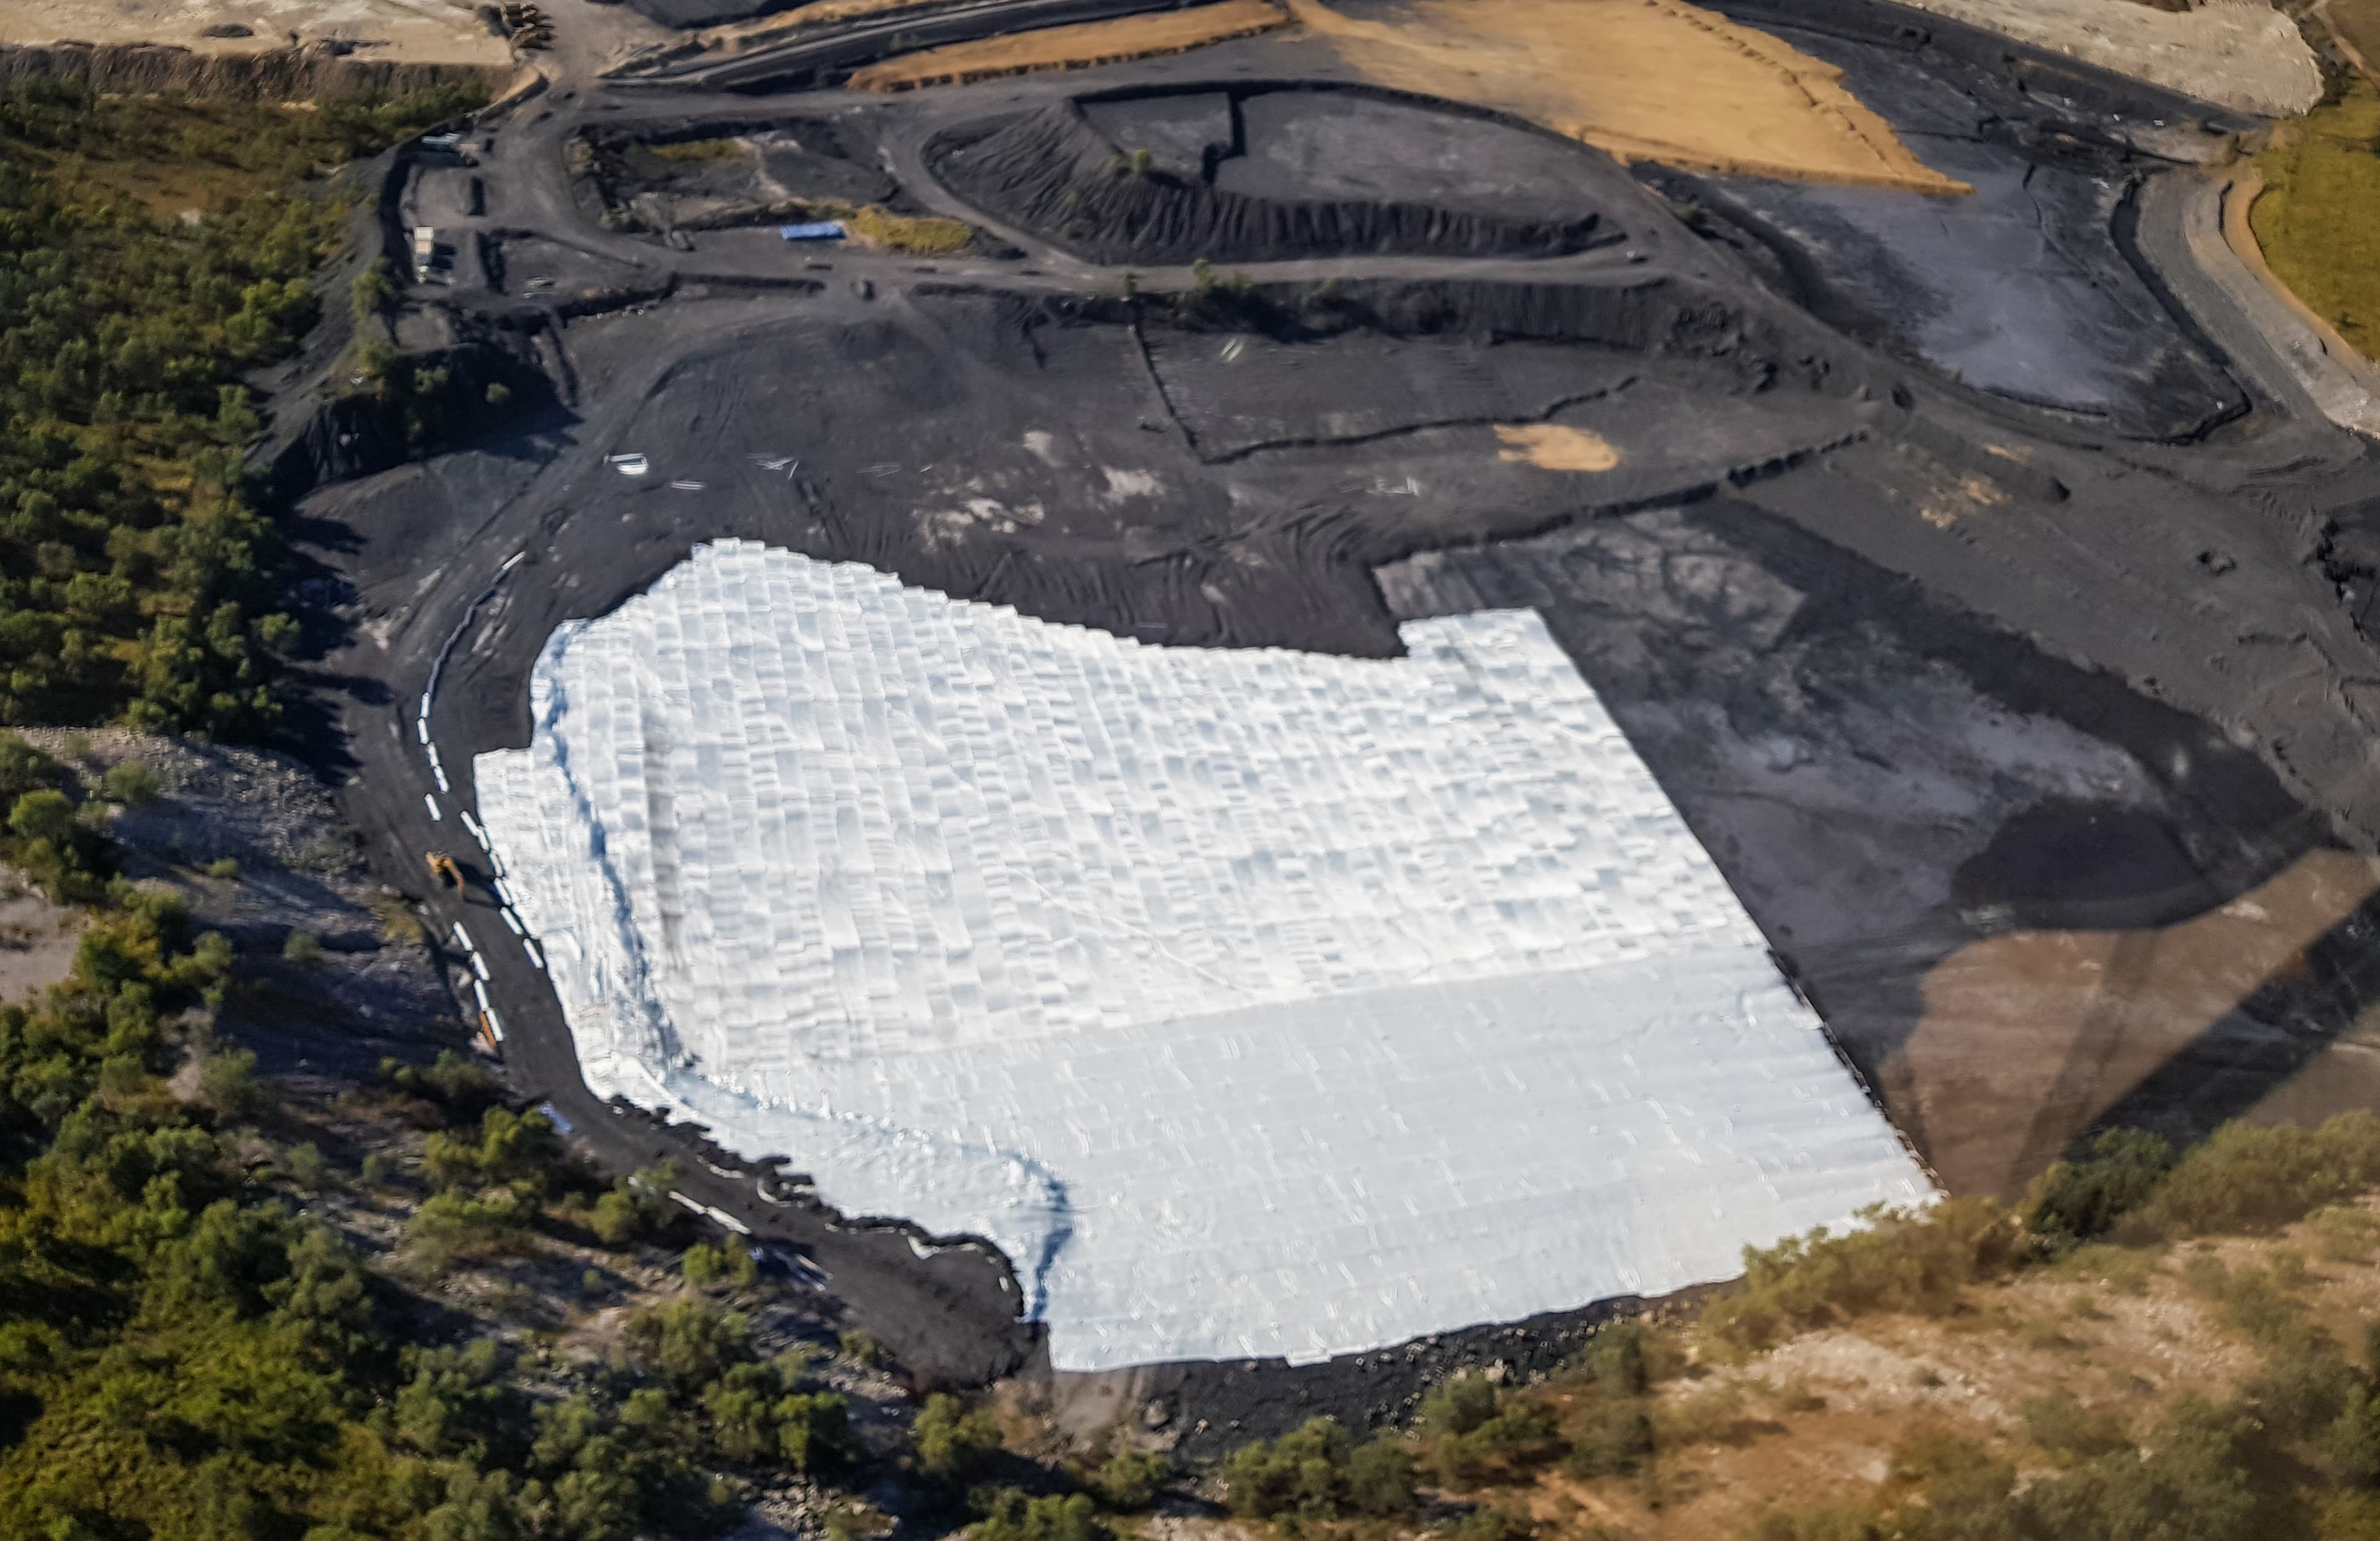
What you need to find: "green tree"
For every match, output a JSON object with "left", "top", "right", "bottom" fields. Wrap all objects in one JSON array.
[
  {"left": 97, "top": 759, "right": 159, "bottom": 805},
  {"left": 626, "top": 1297, "right": 754, "bottom": 1395},
  {"left": 1091, "top": 1447, "right": 1170, "bottom": 1511},
  {"left": 974, "top": 1490, "right": 1108, "bottom": 1541},
  {"left": 7, "top": 787, "right": 71, "bottom": 844},
  {"left": 914, "top": 1392, "right": 1004, "bottom": 1483}
]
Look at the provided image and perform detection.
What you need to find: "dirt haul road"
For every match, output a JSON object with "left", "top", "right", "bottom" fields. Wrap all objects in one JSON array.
[{"left": 260, "top": 0, "right": 2380, "bottom": 1431}]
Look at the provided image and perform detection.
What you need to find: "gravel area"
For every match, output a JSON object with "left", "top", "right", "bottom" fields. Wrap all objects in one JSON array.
[{"left": 15, "top": 728, "right": 456, "bottom": 1080}]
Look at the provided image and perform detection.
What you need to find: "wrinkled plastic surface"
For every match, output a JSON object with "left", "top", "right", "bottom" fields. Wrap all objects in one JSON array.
[{"left": 476, "top": 542, "right": 1931, "bottom": 1369}]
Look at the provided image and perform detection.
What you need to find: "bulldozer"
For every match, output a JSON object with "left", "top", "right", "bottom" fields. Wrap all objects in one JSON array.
[{"left": 426, "top": 850, "right": 464, "bottom": 890}]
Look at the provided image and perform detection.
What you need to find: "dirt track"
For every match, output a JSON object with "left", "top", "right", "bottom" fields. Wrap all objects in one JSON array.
[{"left": 239, "top": 0, "right": 2380, "bottom": 1432}]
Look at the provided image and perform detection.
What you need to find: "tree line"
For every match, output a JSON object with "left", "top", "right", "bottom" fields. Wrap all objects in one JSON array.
[{"left": 0, "top": 79, "right": 482, "bottom": 736}]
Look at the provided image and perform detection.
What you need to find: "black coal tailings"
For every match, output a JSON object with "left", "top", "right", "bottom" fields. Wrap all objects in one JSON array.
[
  {"left": 928, "top": 104, "right": 1614, "bottom": 265},
  {"left": 1207, "top": 275, "right": 1848, "bottom": 395},
  {"left": 270, "top": 331, "right": 555, "bottom": 505}
]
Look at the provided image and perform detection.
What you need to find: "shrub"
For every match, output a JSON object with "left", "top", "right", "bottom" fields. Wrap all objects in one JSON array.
[
  {"left": 2309, "top": 1204, "right": 2380, "bottom": 1263},
  {"left": 627, "top": 1296, "right": 756, "bottom": 1395},
  {"left": 0, "top": 732, "right": 62, "bottom": 801},
  {"left": 1090, "top": 1447, "right": 1169, "bottom": 1511},
  {"left": 1703, "top": 1197, "right": 2026, "bottom": 1350},
  {"left": 1220, "top": 1418, "right": 1408, "bottom": 1519},
  {"left": 2018, "top": 1390, "right": 2133, "bottom": 1460},
  {"left": 1750, "top": 1504, "right": 1887, "bottom": 1541},
  {"left": 2025, "top": 1128, "right": 2175, "bottom": 1244},
  {"left": 204, "top": 857, "right": 239, "bottom": 880},
  {"left": 700, "top": 1356, "right": 848, "bottom": 1471},
  {"left": 1428, "top": 1395, "right": 1564, "bottom": 1488},
  {"left": 1342, "top": 1436, "right": 1415, "bottom": 1516},
  {"left": 283, "top": 1141, "right": 328, "bottom": 1189},
  {"left": 281, "top": 929, "right": 323, "bottom": 964},
  {"left": 9, "top": 788, "right": 72, "bottom": 846},
  {"left": 351, "top": 258, "right": 397, "bottom": 323},
  {"left": 1563, "top": 1393, "right": 1653, "bottom": 1480},
  {"left": 2020, "top": 1397, "right": 2262, "bottom": 1541},
  {"left": 2181, "top": 1256, "right": 2315, "bottom": 1347},
  {"left": 2126, "top": 1113, "right": 2380, "bottom": 1240},
  {"left": 421, "top": 1106, "right": 563, "bottom": 1193},
  {"left": 97, "top": 760, "right": 161, "bottom": 806},
  {"left": 914, "top": 1392, "right": 1003, "bottom": 1483},
  {"left": 591, "top": 1160, "right": 681, "bottom": 1247},
  {"left": 974, "top": 1490, "right": 1107, "bottom": 1541},
  {"left": 1419, "top": 1374, "right": 1499, "bottom": 1436},
  {"left": 839, "top": 1327, "right": 881, "bottom": 1366},
  {"left": 194, "top": 1044, "right": 262, "bottom": 1119},
  {"left": 405, "top": 1185, "right": 534, "bottom": 1265},
  {"left": 1, "top": 779, "right": 116, "bottom": 903},
  {"left": 682, "top": 1240, "right": 759, "bottom": 1292},
  {"left": 1442, "top": 1509, "right": 1533, "bottom": 1541}
]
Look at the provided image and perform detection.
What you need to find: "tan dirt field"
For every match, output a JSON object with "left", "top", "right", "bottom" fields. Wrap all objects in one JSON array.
[
  {"left": 1562, "top": 1209, "right": 2380, "bottom": 1538},
  {"left": 1893, "top": 849, "right": 2380, "bottom": 1198},
  {"left": 847, "top": 0, "right": 1287, "bottom": 91},
  {"left": 2325, "top": 0, "right": 2380, "bottom": 81},
  {"left": 1496, "top": 423, "right": 1621, "bottom": 472},
  {"left": 0, "top": 0, "right": 510, "bottom": 65},
  {"left": 1284, "top": 0, "right": 1968, "bottom": 194},
  {"left": 1132, "top": 1200, "right": 2380, "bottom": 1538}
]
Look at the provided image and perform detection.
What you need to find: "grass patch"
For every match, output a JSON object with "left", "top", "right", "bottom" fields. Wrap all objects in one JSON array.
[
  {"left": 2252, "top": 80, "right": 2380, "bottom": 358},
  {"left": 842, "top": 203, "right": 975, "bottom": 255},
  {"left": 647, "top": 136, "right": 746, "bottom": 162}
]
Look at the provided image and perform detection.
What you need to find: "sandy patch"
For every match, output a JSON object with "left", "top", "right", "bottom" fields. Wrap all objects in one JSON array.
[
  {"left": 705, "top": 0, "right": 947, "bottom": 50},
  {"left": 1284, "top": 0, "right": 1968, "bottom": 195},
  {"left": 1896, "top": 850, "right": 2380, "bottom": 1196},
  {"left": 1496, "top": 422, "right": 1620, "bottom": 472},
  {"left": 0, "top": 872, "right": 84, "bottom": 1006},
  {"left": 1882, "top": 0, "right": 2319, "bottom": 117},
  {"left": 847, "top": 0, "right": 1288, "bottom": 92},
  {"left": 0, "top": 0, "right": 509, "bottom": 64},
  {"left": 2325, "top": 0, "right": 2380, "bottom": 83}
]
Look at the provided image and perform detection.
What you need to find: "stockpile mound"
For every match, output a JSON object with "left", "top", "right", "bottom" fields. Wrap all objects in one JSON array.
[{"left": 928, "top": 100, "right": 1613, "bottom": 265}]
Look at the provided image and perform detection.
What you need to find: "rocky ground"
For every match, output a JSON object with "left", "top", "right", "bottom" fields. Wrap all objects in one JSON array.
[{"left": 14, "top": 728, "right": 457, "bottom": 1084}]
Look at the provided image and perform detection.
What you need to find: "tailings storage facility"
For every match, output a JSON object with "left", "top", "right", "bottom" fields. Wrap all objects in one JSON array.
[{"left": 475, "top": 541, "right": 1931, "bottom": 1370}]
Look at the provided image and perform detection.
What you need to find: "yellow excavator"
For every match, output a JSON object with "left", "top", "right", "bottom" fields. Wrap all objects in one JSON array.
[{"left": 426, "top": 850, "right": 464, "bottom": 890}]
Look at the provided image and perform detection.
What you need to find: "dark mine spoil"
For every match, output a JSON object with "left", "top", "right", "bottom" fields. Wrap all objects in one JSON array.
[
  {"left": 926, "top": 88, "right": 1622, "bottom": 265},
  {"left": 250, "top": 2, "right": 2380, "bottom": 1437}
]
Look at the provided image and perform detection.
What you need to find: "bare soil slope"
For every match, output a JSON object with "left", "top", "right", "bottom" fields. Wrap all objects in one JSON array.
[
  {"left": 1285, "top": 0, "right": 1968, "bottom": 193},
  {"left": 849, "top": 0, "right": 1288, "bottom": 90},
  {"left": 0, "top": 0, "right": 509, "bottom": 66}
]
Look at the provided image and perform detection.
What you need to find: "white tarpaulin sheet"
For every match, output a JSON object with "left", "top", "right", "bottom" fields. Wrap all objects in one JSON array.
[{"left": 475, "top": 541, "right": 1929, "bottom": 1369}]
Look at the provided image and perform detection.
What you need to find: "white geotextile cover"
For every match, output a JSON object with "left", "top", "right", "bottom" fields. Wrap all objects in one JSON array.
[{"left": 475, "top": 541, "right": 1930, "bottom": 1369}]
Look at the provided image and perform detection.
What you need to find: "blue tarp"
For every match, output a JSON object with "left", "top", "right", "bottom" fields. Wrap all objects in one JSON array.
[{"left": 778, "top": 221, "right": 847, "bottom": 241}]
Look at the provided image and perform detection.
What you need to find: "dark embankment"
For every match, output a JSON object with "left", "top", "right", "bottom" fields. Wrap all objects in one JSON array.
[
  {"left": 269, "top": 324, "right": 558, "bottom": 504},
  {"left": 1131, "top": 275, "right": 1847, "bottom": 397},
  {"left": 928, "top": 102, "right": 1616, "bottom": 265},
  {"left": 0, "top": 40, "right": 514, "bottom": 100}
]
